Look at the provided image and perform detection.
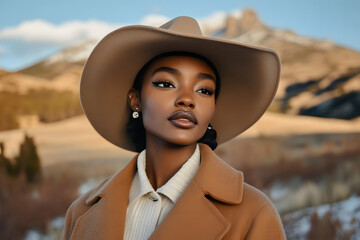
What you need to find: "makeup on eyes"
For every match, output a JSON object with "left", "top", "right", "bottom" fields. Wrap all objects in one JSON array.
[
  {"left": 152, "top": 80, "right": 214, "bottom": 96},
  {"left": 152, "top": 80, "right": 174, "bottom": 88}
]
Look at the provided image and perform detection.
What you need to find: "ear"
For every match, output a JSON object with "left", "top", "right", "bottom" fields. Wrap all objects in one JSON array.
[{"left": 127, "top": 88, "right": 141, "bottom": 112}]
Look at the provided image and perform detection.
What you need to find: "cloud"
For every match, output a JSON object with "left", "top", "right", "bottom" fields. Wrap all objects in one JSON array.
[
  {"left": 0, "top": 19, "right": 122, "bottom": 70},
  {"left": 0, "top": 11, "right": 232, "bottom": 47},
  {"left": 0, "top": 11, "right": 234, "bottom": 70},
  {"left": 198, "top": 11, "right": 228, "bottom": 35},
  {"left": 139, "top": 14, "right": 170, "bottom": 27},
  {"left": 138, "top": 12, "right": 230, "bottom": 35},
  {"left": 230, "top": 9, "right": 242, "bottom": 19},
  {"left": 0, "top": 19, "right": 121, "bottom": 47}
]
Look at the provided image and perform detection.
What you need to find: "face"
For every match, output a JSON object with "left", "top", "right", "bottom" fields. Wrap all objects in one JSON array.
[{"left": 129, "top": 55, "right": 217, "bottom": 147}]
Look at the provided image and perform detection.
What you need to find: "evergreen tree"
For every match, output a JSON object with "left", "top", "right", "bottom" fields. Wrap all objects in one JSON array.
[
  {"left": 0, "top": 142, "right": 14, "bottom": 176},
  {"left": 16, "top": 133, "right": 42, "bottom": 183},
  {"left": 0, "top": 142, "right": 6, "bottom": 172}
]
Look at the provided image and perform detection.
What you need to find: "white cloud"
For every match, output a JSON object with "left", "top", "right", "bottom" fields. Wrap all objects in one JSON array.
[
  {"left": 0, "top": 19, "right": 121, "bottom": 47},
  {"left": 198, "top": 11, "right": 228, "bottom": 35},
  {"left": 0, "top": 11, "right": 233, "bottom": 47},
  {"left": 139, "top": 14, "right": 170, "bottom": 27},
  {"left": 138, "top": 12, "right": 230, "bottom": 35},
  {"left": 230, "top": 9, "right": 242, "bottom": 19},
  {"left": 0, "top": 11, "right": 235, "bottom": 70}
]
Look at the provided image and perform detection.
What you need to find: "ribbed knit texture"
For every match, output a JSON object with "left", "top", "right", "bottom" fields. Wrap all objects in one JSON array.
[{"left": 123, "top": 144, "right": 200, "bottom": 240}]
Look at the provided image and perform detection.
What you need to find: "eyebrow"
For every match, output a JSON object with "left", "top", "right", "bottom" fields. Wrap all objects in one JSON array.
[{"left": 152, "top": 66, "right": 216, "bottom": 82}]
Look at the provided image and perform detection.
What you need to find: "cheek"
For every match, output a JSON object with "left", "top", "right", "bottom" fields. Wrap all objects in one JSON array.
[
  {"left": 140, "top": 91, "right": 169, "bottom": 128},
  {"left": 198, "top": 100, "right": 216, "bottom": 127},
  {"left": 141, "top": 98, "right": 157, "bottom": 126}
]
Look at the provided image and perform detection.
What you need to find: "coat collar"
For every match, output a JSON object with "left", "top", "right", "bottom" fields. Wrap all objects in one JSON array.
[
  {"left": 194, "top": 143, "right": 244, "bottom": 204},
  {"left": 73, "top": 143, "right": 244, "bottom": 240}
]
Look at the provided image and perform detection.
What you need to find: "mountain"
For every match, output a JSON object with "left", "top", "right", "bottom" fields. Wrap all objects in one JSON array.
[
  {"left": 209, "top": 9, "right": 360, "bottom": 120},
  {"left": 2, "top": 9, "right": 360, "bottom": 119},
  {"left": 0, "top": 40, "right": 97, "bottom": 94},
  {"left": 0, "top": 68, "right": 7, "bottom": 76},
  {"left": 0, "top": 67, "right": 81, "bottom": 94},
  {"left": 18, "top": 40, "right": 97, "bottom": 80}
]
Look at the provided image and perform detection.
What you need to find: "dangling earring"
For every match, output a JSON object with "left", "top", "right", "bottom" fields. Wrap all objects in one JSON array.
[
  {"left": 132, "top": 112, "right": 139, "bottom": 119},
  {"left": 132, "top": 107, "right": 139, "bottom": 119}
]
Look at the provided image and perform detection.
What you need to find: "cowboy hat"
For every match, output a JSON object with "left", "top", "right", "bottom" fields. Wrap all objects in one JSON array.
[{"left": 80, "top": 16, "right": 281, "bottom": 152}]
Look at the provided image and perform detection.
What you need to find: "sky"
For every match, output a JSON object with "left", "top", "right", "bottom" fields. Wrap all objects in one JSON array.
[{"left": 0, "top": 0, "right": 359, "bottom": 71}]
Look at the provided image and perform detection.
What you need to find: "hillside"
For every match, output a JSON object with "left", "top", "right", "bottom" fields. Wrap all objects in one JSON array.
[
  {"left": 0, "top": 69, "right": 81, "bottom": 94},
  {"left": 0, "top": 112, "right": 358, "bottom": 167},
  {"left": 1, "top": 10, "right": 359, "bottom": 240},
  {"left": 0, "top": 68, "right": 7, "bottom": 76},
  {"left": 212, "top": 9, "right": 360, "bottom": 119},
  {"left": 18, "top": 40, "right": 97, "bottom": 79},
  {"left": 1, "top": 8, "right": 360, "bottom": 126}
]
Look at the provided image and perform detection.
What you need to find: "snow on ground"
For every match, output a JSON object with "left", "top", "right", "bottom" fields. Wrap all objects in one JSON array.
[{"left": 283, "top": 194, "right": 360, "bottom": 240}]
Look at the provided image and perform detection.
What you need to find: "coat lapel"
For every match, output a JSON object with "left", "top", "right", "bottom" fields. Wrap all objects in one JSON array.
[{"left": 150, "top": 144, "right": 244, "bottom": 240}]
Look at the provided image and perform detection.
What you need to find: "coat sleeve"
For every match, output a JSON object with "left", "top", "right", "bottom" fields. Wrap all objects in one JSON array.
[{"left": 245, "top": 202, "right": 287, "bottom": 240}]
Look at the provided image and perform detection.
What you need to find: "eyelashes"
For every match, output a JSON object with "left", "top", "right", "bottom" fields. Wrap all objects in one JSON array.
[
  {"left": 152, "top": 80, "right": 174, "bottom": 88},
  {"left": 152, "top": 80, "right": 214, "bottom": 96},
  {"left": 196, "top": 88, "right": 214, "bottom": 96}
]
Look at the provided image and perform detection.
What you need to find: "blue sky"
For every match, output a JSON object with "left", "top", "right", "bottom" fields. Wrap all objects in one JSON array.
[{"left": 0, "top": 0, "right": 359, "bottom": 71}]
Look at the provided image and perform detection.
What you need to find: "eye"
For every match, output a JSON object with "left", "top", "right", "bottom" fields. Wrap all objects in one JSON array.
[
  {"left": 196, "top": 88, "right": 214, "bottom": 96},
  {"left": 152, "top": 80, "right": 175, "bottom": 88}
]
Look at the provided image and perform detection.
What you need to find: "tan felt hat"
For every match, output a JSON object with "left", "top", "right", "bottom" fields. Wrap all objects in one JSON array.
[{"left": 80, "top": 16, "right": 281, "bottom": 152}]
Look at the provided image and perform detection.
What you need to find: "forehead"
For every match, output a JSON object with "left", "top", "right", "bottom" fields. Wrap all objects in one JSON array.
[{"left": 145, "top": 55, "right": 216, "bottom": 76}]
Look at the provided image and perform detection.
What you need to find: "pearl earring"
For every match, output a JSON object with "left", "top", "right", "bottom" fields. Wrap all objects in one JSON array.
[
  {"left": 132, "top": 107, "right": 139, "bottom": 119},
  {"left": 132, "top": 111, "right": 139, "bottom": 119},
  {"left": 208, "top": 125, "right": 212, "bottom": 129}
]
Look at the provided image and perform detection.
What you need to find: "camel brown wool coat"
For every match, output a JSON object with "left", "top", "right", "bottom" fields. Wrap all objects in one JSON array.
[{"left": 63, "top": 144, "right": 286, "bottom": 240}]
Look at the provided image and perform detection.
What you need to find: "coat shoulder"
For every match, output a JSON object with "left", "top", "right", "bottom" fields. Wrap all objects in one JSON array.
[
  {"left": 241, "top": 182, "right": 286, "bottom": 239},
  {"left": 62, "top": 176, "right": 111, "bottom": 240},
  {"left": 242, "top": 182, "right": 275, "bottom": 210}
]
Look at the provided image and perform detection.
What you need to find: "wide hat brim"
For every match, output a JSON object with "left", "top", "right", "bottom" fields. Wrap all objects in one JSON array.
[{"left": 80, "top": 16, "right": 281, "bottom": 152}]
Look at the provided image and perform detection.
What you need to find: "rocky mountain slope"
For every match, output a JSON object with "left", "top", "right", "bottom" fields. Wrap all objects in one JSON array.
[
  {"left": 211, "top": 9, "right": 360, "bottom": 120},
  {"left": 18, "top": 39, "right": 97, "bottom": 80},
  {"left": 1, "top": 9, "right": 359, "bottom": 119},
  {"left": 0, "top": 40, "right": 96, "bottom": 94}
]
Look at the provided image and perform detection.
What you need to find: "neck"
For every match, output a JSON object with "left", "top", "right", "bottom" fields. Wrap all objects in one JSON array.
[{"left": 144, "top": 134, "right": 197, "bottom": 190}]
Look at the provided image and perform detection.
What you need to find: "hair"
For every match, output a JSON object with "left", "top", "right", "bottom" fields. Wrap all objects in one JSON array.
[{"left": 126, "top": 51, "right": 220, "bottom": 152}]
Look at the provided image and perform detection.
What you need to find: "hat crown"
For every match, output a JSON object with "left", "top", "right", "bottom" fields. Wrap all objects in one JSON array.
[{"left": 159, "top": 16, "right": 203, "bottom": 36}]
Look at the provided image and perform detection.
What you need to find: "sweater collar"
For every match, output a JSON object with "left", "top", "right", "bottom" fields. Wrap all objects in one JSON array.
[{"left": 129, "top": 144, "right": 200, "bottom": 204}]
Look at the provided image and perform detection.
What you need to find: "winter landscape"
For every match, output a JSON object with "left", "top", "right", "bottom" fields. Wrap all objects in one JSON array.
[{"left": 1, "top": 7, "right": 360, "bottom": 240}]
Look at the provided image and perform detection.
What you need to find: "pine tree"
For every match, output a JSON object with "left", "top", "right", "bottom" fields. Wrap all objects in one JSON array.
[
  {"left": 0, "top": 142, "right": 6, "bottom": 173},
  {"left": 16, "top": 133, "right": 42, "bottom": 183},
  {"left": 0, "top": 142, "right": 14, "bottom": 176}
]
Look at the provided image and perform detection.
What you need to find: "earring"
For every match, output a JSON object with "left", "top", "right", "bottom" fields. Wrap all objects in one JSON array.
[
  {"left": 208, "top": 125, "right": 212, "bottom": 130},
  {"left": 132, "top": 111, "right": 139, "bottom": 119},
  {"left": 132, "top": 107, "right": 139, "bottom": 119}
]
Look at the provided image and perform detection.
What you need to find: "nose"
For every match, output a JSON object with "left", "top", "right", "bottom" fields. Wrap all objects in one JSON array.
[{"left": 174, "top": 89, "right": 195, "bottom": 109}]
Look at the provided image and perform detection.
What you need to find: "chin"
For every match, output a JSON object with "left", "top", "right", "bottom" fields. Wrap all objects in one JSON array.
[
  {"left": 146, "top": 127, "right": 206, "bottom": 147},
  {"left": 162, "top": 134, "right": 203, "bottom": 147},
  {"left": 168, "top": 139, "right": 197, "bottom": 146}
]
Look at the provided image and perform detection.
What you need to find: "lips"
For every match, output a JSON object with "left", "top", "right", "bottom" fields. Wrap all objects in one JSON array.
[{"left": 168, "top": 110, "right": 198, "bottom": 129}]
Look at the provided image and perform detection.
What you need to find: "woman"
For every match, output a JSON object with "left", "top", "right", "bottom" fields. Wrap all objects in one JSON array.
[{"left": 63, "top": 16, "right": 286, "bottom": 239}]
